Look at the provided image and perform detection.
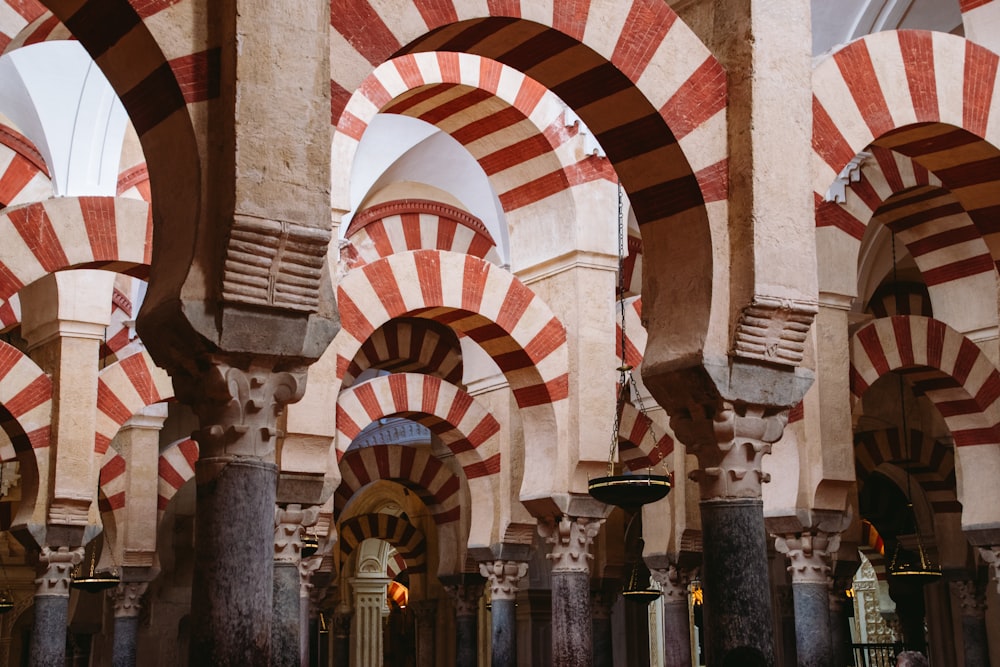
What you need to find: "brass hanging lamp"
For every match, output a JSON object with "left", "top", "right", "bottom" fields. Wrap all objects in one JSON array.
[
  {"left": 71, "top": 476, "right": 120, "bottom": 593},
  {"left": 621, "top": 532, "right": 659, "bottom": 604},
  {"left": 587, "top": 181, "right": 671, "bottom": 510},
  {"left": 884, "top": 230, "right": 941, "bottom": 586},
  {"left": 301, "top": 530, "right": 319, "bottom": 558}
]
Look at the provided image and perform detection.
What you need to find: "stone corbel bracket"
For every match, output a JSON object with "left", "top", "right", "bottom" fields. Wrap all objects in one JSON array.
[{"left": 732, "top": 296, "right": 818, "bottom": 366}]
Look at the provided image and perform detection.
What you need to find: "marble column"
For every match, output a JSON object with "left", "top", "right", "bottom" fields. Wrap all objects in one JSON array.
[
  {"left": 539, "top": 516, "right": 603, "bottom": 667},
  {"left": 951, "top": 579, "right": 989, "bottom": 667},
  {"left": 273, "top": 503, "right": 319, "bottom": 667},
  {"left": 480, "top": 559, "right": 528, "bottom": 667},
  {"left": 350, "top": 574, "right": 390, "bottom": 667},
  {"left": 300, "top": 555, "right": 322, "bottom": 667},
  {"left": 590, "top": 587, "right": 614, "bottom": 667},
  {"left": 184, "top": 360, "right": 308, "bottom": 667},
  {"left": 411, "top": 599, "right": 437, "bottom": 667},
  {"left": 775, "top": 531, "right": 839, "bottom": 667},
  {"left": 651, "top": 566, "right": 693, "bottom": 667},
  {"left": 331, "top": 604, "right": 353, "bottom": 667},
  {"left": 109, "top": 581, "right": 148, "bottom": 667},
  {"left": 30, "top": 546, "right": 83, "bottom": 667},
  {"left": 683, "top": 403, "right": 789, "bottom": 667},
  {"left": 445, "top": 581, "right": 484, "bottom": 667}
]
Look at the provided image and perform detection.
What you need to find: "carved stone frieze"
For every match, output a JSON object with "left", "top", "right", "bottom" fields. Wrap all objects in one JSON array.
[
  {"left": 479, "top": 560, "right": 528, "bottom": 601},
  {"left": 445, "top": 583, "right": 483, "bottom": 618},
  {"left": 110, "top": 581, "right": 148, "bottom": 618},
  {"left": 732, "top": 295, "right": 817, "bottom": 366},
  {"left": 538, "top": 516, "right": 603, "bottom": 574},
  {"left": 650, "top": 564, "right": 690, "bottom": 603},
  {"left": 951, "top": 579, "right": 986, "bottom": 619},
  {"left": 686, "top": 402, "right": 788, "bottom": 499},
  {"left": 222, "top": 214, "right": 330, "bottom": 312},
  {"left": 35, "top": 546, "right": 83, "bottom": 597},
  {"left": 177, "top": 357, "right": 307, "bottom": 460},
  {"left": 775, "top": 531, "right": 840, "bottom": 585},
  {"left": 274, "top": 503, "right": 319, "bottom": 565}
]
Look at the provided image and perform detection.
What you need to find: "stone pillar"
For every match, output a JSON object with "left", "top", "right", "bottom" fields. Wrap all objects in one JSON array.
[
  {"left": 952, "top": 579, "right": 989, "bottom": 667},
  {"left": 590, "top": 587, "right": 614, "bottom": 667},
  {"left": 828, "top": 581, "right": 852, "bottom": 667},
  {"left": 775, "top": 531, "right": 839, "bottom": 667},
  {"left": 331, "top": 604, "right": 353, "bottom": 667},
  {"left": 411, "top": 599, "right": 437, "bottom": 667},
  {"left": 446, "top": 581, "right": 484, "bottom": 667},
  {"left": 183, "top": 360, "right": 307, "bottom": 667},
  {"left": 300, "top": 555, "right": 322, "bottom": 667},
  {"left": 350, "top": 574, "right": 390, "bottom": 667},
  {"left": 273, "top": 503, "right": 318, "bottom": 667},
  {"left": 109, "top": 581, "right": 148, "bottom": 667},
  {"left": 30, "top": 546, "right": 83, "bottom": 667},
  {"left": 539, "top": 516, "right": 603, "bottom": 667},
  {"left": 683, "top": 404, "right": 787, "bottom": 667},
  {"left": 480, "top": 559, "right": 528, "bottom": 667},
  {"left": 651, "top": 566, "right": 693, "bottom": 667}
]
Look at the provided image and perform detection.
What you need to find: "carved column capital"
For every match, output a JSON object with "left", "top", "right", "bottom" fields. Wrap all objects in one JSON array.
[
  {"left": 951, "top": 579, "right": 986, "bottom": 619},
  {"left": 176, "top": 356, "right": 308, "bottom": 460},
  {"left": 479, "top": 560, "right": 528, "bottom": 601},
  {"left": 539, "top": 516, "right": 603, "bottom": 574},
  {"left": 775, "top": 531, "right": 840, "bottom": 585},
  {"left": 979, "top": 546, "right": 1000, "bottom": 594},
  {"left": 650, "top": 564, "right": 690, "bottom": 603},
  {"left": 683, "top": 402, "right": 787, "bottom": 500},
  {"left": 35, "top": 546, "right": 84, "bottom": 597},
  {"left": 274, "top": 503, "right": 319, "bottom": 564},
  {"left": 445, "top": 582, "right": 483, "bottom": 618},
  {"left": 109, "top": 581, "right": 148, "bottom": 618}
]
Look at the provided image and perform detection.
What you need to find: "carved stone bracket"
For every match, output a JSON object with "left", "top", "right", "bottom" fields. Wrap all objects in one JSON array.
[
  {"left": 980, "top": 546, "right": 1000, "bottom": 594},
  {"left": 686, "top": 402, "right": 788, "bottom": 500},
  {"left": 479, "top": 560, "right": 528, "bottom": 601},
  {"left": 299, "top": 554, "right": 323, "bottom": 598},
  {"left": 650, "top": 564, "right": 690, "bottom": 603},
  {"left": 775, "top": 531, "right": 840, "bottom": 585},
  {"left": 274, "top": 503, "right": 319, "bottom": 564},
  {"left": 445, "top": 583, "right": 484, "bottom": 618},
  {"left": 109, "top": 581, "right": 148, "bottom": 618},
  {"left": 177, "top": 357, "right": 308, "bottom": 460},
  {"left": 951, "top": 579, "right": 986, "bottom": 619},
  {"left": 35, "top": 546, "right": 83, "bottom": 597},
  {"left": 733, "top": 295, "right": 817, "bottom": 366},
  {"left": 538, "top": 516, "right": 603, "bottom": 574},
  {"left": 222, "top": 214, "right": 331, "bottom": 312}
]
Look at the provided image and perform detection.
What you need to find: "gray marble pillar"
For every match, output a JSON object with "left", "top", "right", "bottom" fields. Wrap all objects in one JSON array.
[
  {"left": 331, "top": 605, "right": 353, "bottom": 667},
  {"left": 445, "top": 581, "right": 483, "bottom": 667},
  {"left": 651, "top": 566, "right": 693, "bottom": 667},
  {"left": 30, "top": 546, "right": 83, "bottom": 667},
  {"left": 272, "top": 504, "right": 319, "bottom": 667},
  {"left": 480, "top": 559, "right": 528, "bottom": 667},
  {"left": 110, "top": 581, "right": 148, "bottom": 667},
  {"left": 828, "top": 584, "right": 852, "bottom": 667},
  {"left": 590, "top": 588, "right": 614, "bottom": 667},
  {"left": 540, "top": 516, "right": 603, "bottom": 667},
  {"left": 952, "top": 579, "right": 989, "bottom": 667},
  {"left": 412, "top": 599, "right": 438, "bottom": 667},
  {"left": 775, "top": 532, "right": 839, "bottom": 667}
]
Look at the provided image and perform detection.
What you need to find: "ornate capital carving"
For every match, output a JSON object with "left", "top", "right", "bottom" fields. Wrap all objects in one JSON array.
[
  {"left": 539, "top": 516, "right": 603, "bottom": 574},
  {"left": 299, "top": 554, "right": 323, "bottom": 597},
  {"left": 650, "top": 564, "right": 690, "bottom": 603},
  {"left": 980, "top": 546, "right": 1000, "bottom": 594},
  {"left": 274, "top": 503, "right": 319, "bottom": 564},
  {"left": 951, "top": 579, "right": 986, "bottom": 619},
  {"left": 110, "top": 581, "right": 148, "bottom": 618},
  {"left": 732, "top": 295, "right": 817, "bottom": 366},
  {"left": 222, "top": 214, "right": 330, "bottom": 312},
  {"left": 35, "top": 546, "right": 83, "bottom": 597},
  {"left": 479, "top": 560, "right": 528, "bottom": 601},
  {"left": 686, "top": 402, "right": 787, "bottom": 499},
  {"left": 178, "top": 357, "right": 307, "bottom": 459},
  {"left": 775, "top": 531, "right": 840, "bottom": 585},
  {"left": 445, "top": 583, "right": 483, "bottom": 618}
]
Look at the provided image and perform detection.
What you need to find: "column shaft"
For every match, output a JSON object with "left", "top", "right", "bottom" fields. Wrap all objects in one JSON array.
[
  {"left": 112, "top": 616, "right": 140, "bottom": 667},
  {"left": 492, "top": 598, "right": 517, "bottom": 667},
  {"left": 792, "top": 582, "right": 831, "bottom": 667},
  {"left": 189, "top": 458, "right": 277, "bottom": 666},
  {"left": 552, "top": 571, "right": 591, "bottom": 667},
  {"left": 30, "top": 596, "right": 70, "bottom": 667},
  {"left": 412, "top": 600, "right": 437, "bottom": 667},
  {"left": 272, "top": 562, "right": 301, "bottom": 667},
  {"left": 455, "top": 613, "right": 478, "bottom": 667},
  {"left": 701, "top": 499, "right": 774, "bottom": 666},
  {"left": 590, "top": 590, "right": 612, "bottom": 667},
  {"left": 663, "top": 600, "right": 693, "bottom": 667},
  {"left": 350, "top": 577, "right": 388, "bottom": 667}
]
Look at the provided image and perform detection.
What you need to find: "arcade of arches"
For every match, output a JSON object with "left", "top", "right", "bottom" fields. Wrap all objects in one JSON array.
[{"left": 0, "top": 1, "right": 995, "bottom": 666}]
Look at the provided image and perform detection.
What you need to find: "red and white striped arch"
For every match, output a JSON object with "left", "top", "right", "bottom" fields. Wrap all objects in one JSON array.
[
  {"left": 865, "top": 281, "right": 933, "bottom": 319},
  {"left": 336, "top": 373, "right": 498, "bottom": 548},
  {"left": 850, "top": 315, "right": 1000, "bottom": 536},
  {"left": 0, "top": 340, "right": 50, "bottom": 458},
  {"left": 335, "top": 445, "right": 462, "bottom": 525},
  {"left": 95, "top": 347, "right": 173, "bottom": 455},
  {"left": 117, "top": 162, "right": 151, "bottom": 203},
  {"left": 3, "top": 8, "right": 70, "bottom": 52},
  {"left": 617, "top": 402, "right": 673, "bottom": 473},
  {"left": 157, "top": 437, "right": 198, "bottom": 521},
  {"left": 98, "top": 449, "right": 126, "bottom": 521},
  {"left": 342, "top": 318, "right": 463, "bottom": 389},
  {"left": 0, "top": 0, "right": 46, "bottom": 52},
  {"left": 0, "top": 124, "right": 52, "bottom": 207},
  {"left": 854, "top": 428, "right": 960, "bottom": 516},
  {"left": 0, "top": 197, "right": 152, "bottom": 305},
  {"left": 343, "top": 198, "right": 500, "bottom": 268},
  {"left": 813, "top": 31, "right": 1000, "bottom": 268},
  {"left": 330, "top": 0, "right": 727, "bottom": 230},
  {"left": 615, "top": 296, "right": 644, "bottom": 370},
  {"left": 338, "top": 511, "right": 427, "bottom": 574}
]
